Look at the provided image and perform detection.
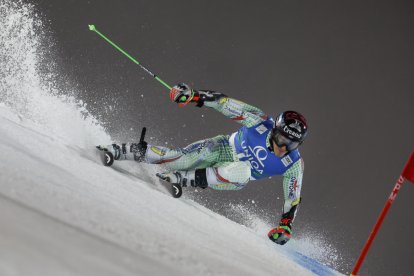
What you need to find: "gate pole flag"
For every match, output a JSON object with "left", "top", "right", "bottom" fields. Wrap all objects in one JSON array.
[
  {"left": 402, "top": 151, "right": 414, "bottom": 183},
  {"left": 350, "top": 150, "right": 414, "bottom": 276}
]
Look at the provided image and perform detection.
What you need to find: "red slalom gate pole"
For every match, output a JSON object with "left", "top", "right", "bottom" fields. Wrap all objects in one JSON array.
[{"left": 350, "top": 151, "right": 414, "bottom": 276}]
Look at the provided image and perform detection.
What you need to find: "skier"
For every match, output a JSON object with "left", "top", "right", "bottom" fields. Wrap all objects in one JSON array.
[{"left": 99, "top": 83, "right": 308, "bottom": 245}]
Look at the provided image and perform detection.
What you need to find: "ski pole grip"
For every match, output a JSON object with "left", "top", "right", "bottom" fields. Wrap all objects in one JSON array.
[
  {"left": 140, "top": 127, "right": 147, "bottom": 143},
  {"left": 402, "top": 150, "right": 414, "bottom": 183}
]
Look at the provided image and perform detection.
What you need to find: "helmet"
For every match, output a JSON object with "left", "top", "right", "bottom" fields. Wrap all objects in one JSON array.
[{"left": 271, "top": 111, "right": 308, "bottom": 151}]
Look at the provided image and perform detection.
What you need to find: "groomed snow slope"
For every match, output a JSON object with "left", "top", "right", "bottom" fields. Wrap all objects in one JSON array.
[{"left": 0, "top": 104, "right": 340, "bottom": 276}]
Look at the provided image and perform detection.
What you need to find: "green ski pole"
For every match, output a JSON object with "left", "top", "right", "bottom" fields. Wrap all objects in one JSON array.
[{"left": 88, "top": 24, "right": 171, "bottom": 90}]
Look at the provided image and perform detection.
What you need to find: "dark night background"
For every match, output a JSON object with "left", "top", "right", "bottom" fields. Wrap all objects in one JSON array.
[{"left": 32, "top": 0, "right": 413, "bottom": 274}]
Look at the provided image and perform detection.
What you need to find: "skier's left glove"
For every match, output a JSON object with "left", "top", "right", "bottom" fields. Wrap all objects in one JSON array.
[{"left": 268, "top": 218, "right": 292, "bottom": 245}]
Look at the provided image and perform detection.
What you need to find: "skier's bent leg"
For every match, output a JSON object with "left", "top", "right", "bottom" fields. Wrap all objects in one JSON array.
[
  {"left": 159, "top": 161, "right": 251, "bottom": 190},
  {"left": 206, "top": 161, "right": 251, "bottom": 190}
]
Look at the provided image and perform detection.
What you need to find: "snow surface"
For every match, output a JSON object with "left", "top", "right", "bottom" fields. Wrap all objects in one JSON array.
[
  {"left": 0, "top": 1, "right": 343, "bottom": 275},
  {"left": 0, "top": 104, "right": 343, "bottom": 276}
]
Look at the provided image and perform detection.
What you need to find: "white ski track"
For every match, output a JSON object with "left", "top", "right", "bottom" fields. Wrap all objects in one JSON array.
[{"left": 0, "top": 104, "right": 342, "bottom": 276}]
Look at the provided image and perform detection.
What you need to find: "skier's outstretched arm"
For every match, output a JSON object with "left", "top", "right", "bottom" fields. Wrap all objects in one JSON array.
[
  {"left": 268, "top": 158, "right": 304, "bottom": 245},
  {"left": 170, "top": 83, "right": 268, "bottom": 127}
]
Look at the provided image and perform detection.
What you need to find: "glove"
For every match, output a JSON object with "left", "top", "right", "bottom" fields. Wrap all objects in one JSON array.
[
  {"left": 130, "top": 140, "right": 147, "bottom": 162},
  {"left": 169, "top": 83, "right": 195, "bottom": 106},
  {"left": 170, "top": 83, "right": 228, "bottom": 107},
  {"left": 268, "top": 218, "right": 292, "bottom": 245}
]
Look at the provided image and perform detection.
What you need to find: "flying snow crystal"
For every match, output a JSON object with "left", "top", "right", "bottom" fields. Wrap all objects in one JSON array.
[{"left": 0, "top": 0, "right": 110, "bottom": 147}]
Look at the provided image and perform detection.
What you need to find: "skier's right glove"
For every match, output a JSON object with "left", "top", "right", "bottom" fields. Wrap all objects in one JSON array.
[{"left": 268, "top": 218, "right": 292, "bottom": 245}]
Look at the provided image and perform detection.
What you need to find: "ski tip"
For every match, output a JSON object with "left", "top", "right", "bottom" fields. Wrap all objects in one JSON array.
[
  {"left": 88, "top": 24, "right": 96, "bottom": 31},
  {"left": 156, "top": 173, "right": 168, "bottom": 181},
  {"left": 172, "top": 183, "right": 182, "bottom": 198},
  {"left": 102, "top": 151, "right": 114, "bottom": 166},
  {"left": 96, "top": 145, "right": 106, "bottom": 151},
  {"left": 156, "top": 173, "right": 183, "bottom": 198}
]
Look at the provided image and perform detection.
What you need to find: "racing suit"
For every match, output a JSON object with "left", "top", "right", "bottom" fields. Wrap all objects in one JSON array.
[{"left": 141, "top": 94, "right": 304, "bottom": 222}]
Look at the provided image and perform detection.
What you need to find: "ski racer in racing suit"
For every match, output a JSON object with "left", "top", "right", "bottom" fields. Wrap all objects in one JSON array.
[{"left": 102, "top": 83, "right": 308, "bottom": 245}]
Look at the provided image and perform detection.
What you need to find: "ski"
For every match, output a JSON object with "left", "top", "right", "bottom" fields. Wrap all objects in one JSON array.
[
  {"left": 96, "top": 128, "right": 182, "bottom": 198},
  {"left": 156, "top": 173, "right": 183, "bottom": 198},
  {"left": 98, "top": 148, "right": 114, "bottom": 166},
  {"left": 96, "top": 127, "right": 147, "bottom": 167}
]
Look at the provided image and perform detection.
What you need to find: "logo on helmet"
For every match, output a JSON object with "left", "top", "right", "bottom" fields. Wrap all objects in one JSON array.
[
  {"left": 289, "top": 121, "right": 302, "bottom": 132},
  {"left": 283, "top": 125, "right": 302, "bottom": 139}
]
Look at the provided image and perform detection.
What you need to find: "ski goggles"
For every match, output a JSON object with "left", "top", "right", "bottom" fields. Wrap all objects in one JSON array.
[{"left": 271, "top": 131, "right": 301, "bottom": 152}]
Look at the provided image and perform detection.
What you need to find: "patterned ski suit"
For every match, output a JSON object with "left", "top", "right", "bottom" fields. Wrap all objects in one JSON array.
[{"left": 143, "top": 95, "right": 304, "bottom": 221}]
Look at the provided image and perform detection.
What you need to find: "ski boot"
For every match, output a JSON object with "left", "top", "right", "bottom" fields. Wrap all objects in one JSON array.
[
  {"left": 96, "top": 143, "right": 123, "bottom": 166},
  {"left": 156, "top": 172, "right": 184, "bottom": 198},
  {"left": 96, "top": 127, "right": 147, "bottom": 166},
  {"left": 156, "top": 169, "right": 208, "bottom": 198}
]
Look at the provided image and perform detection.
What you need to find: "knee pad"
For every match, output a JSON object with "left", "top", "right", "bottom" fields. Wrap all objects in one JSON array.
[{"left": 218, "top": 162, "right": 251, "bottom": 184}]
